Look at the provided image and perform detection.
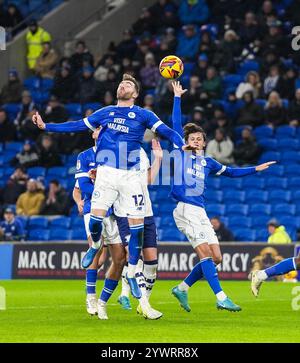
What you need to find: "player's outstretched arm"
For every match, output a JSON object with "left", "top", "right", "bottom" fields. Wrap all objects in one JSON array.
[
  {"left": 255, "top": 161, "right": 277, "bottom": 171},
  {"left": 32, "top": 111, "right": 90, "bottom": 133},
  {"left": 223, "top": 161, "right": 277, "bottom": 177},
  {"left": 171, "top": 81, "right": 187, "bottom": 138},
  {"left": 148, "top": 139, "right": 163, "bottom": 185}
]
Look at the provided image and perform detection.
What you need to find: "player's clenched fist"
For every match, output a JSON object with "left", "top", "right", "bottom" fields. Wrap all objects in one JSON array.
[
  {"left": 32, "top": 111, "right": 46, "bottom": 130},
  {"left": 88, "top": 169, "right": 97, "bottom": 180}
]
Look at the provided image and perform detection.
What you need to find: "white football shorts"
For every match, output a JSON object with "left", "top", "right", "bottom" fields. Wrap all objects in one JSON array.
[
  {"left": 173, "top": 202, "right": 219, "bottom": 249},
  {"left": 84, "top": 213, "right": 121, "bottom": 245},
  {"left": 91, "top": 165, "right": 145, "bottom": 219}
]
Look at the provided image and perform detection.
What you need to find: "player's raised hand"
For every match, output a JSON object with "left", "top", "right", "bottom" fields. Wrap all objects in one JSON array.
[
  {"left": 152, "top": 139, "right": 163, "bottom": 159},
  {"left": 255, "top": 161, "right": 277, "bottom": 172},
  {"left": 182, "top": 144, "right": 198, "bottom": 152},
  {"left": 172, "top": 81, "right": 187, "bottom": 97},
  {"left": 32, "top": 111, "right": 46, "bottom": 129}
]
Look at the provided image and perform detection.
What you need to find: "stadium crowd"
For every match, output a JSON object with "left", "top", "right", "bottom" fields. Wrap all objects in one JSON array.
[{"left": 1, "top": 0, "right": 300, "bottom": 242}]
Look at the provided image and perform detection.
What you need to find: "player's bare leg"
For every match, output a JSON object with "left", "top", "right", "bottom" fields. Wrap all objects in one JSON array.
[
  {"left": 97, "top": 244, "right": 126, "bottom": 320},
  {"left": 82, "top": 208, "right": 107, "bottom": 268}
]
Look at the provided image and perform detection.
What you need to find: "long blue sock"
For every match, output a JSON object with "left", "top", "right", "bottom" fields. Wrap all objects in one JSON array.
[
  {"left": 100, "top": 279, "right": 118, "bottom": 303},
  {"left": 265, "top": 257, "right": 296, "bottom": 277},
  {"left": 89, "top": 215, "right": 103, "bottom": 246},
  {"left": 127, "top": 224, "right": 144, "bottom": 277},
  {"left": 86, "top": 269, "right": 97, "bottom": 294},
  {"left": 200, "top": 257, "right": 222, "bottom": 295},
  {"left": 184, "top": 262, "right": 204, "bottom": 287}
]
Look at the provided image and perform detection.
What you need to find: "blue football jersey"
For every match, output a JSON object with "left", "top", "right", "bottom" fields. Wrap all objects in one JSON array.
[
  {"left": 83, "top": 105, "right": 163, "bottom": 169},
  {"left": 170, "top": 151, "right": 226, "bottom": 208}
]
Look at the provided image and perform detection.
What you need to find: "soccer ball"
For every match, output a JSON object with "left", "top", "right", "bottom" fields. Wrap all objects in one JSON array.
[{"left": 159, "top": 55, "right": 184, "bottom": 79}]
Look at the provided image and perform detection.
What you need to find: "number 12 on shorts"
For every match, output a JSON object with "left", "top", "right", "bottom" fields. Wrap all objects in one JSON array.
[{"left": 132, "top": 194, "right": 145, "bottom": 206}]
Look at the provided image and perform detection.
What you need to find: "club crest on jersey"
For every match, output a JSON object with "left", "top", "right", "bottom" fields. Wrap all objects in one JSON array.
[
  {"left": 201, "top": 159, "right": 207, "bottom": 166},
  {"left": 128, "top": 112, "right": 136, "bottom": 119},
  {"left": 93, "top": 191, "right": 100, "bottom": 199},
  {"left": 76, "top": 160, "right": 81, "bottom": 170}
]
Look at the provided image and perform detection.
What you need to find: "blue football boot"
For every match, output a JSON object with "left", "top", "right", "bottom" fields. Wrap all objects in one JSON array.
[
  {"left": 81, "top": 247, "right": 99, "bottom": 269},
  {"left": 126, "top": 274, "right": 142, "bottom": 299},
  {"left": 216, "top": 297, "right": 241, "bottom": 312},
  {"left": 117, "top": 295, "right": 132, "bottom": 310},
  {"left": 171, "top": 286, "right": 191, "bottom": 312}
]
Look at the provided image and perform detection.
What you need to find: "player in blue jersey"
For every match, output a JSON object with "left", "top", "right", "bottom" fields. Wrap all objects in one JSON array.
[
  {"left": 250, "top": 253, "right": 300, "bottom": 297},
  {"left": 32, "top": 73, "right": 190, "bottom": 299},
  {"left": 169, "top": 81, "right": 276, "bottom": 312}
]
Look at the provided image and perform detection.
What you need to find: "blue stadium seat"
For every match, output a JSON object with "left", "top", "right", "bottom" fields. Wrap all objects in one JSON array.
[
  {"left": 268, "top": 190, "right": 291, "bottom": 203},
  {"left": 82, "top": 103, "right": 102, "bottom": 112},
  {"left": 158, "top": 203, "right": 176, "bottom": 214},
  {"left": 40, "top": 78, "right": 54, "bottom": 92},
  {"left": 275, "top": 126, "right": 296, "bottom": 138},
  {"left": 219, "top": 178, "right": 242, "bottom": 190},
  {"left": 66, "top": 154, "right": 78, "bottom": 166},
  {"left": 237, "top": 60, "right": 260, "bottom": 76},
  {"left": 28, "top": 217, "right": 48, "bottom": 229},
  {"left": 205, "top": 190, "right": 223, "bottom": 203},
  {"left": 222, "top": 74, "right": 243, "bottom": 89},
  {"left": 158, "top": 228, "right": 186, "bottom": 242},
  {"left": 223, "top": 191, "right": 245, "bottom": 203},
  {"left": 285, "top": 164, "right": 300, "bottom": 176},
  {"left": 228, "top": 216, "right": 251, "bottom": 228},
  {"left": 205, "top": 203, "right": 225, "bottom": 217},
  {"left": 49, "top": 229, "right": 72, "bottom": 241},
  {"left": 288, "top": 177, "right": 300, "bottom": 189},
  {"left": 255, "top": 99, "right": 267, "bottom": 108},
  {"left": 242, "top": 177, "right": 265, "bottom": 189},
  {"left": 65, "top": 103, "right": 82, "bottom": 118},
  {"left": 50, "top": 216, "right": 71, "bottom": 228},
  {"left": 249, "top": 204, "right": 271, "bottom": 216},
  {"left": 258, "top": 151, "right": 281, "bottom": 163},
  {"left": 3, "top": 103, "right": 21, "bottom": 120},
  {"left": 0, "top": 168, "right": 3, "bottom": 179},
  {"left": 293, "top": 190, "right": 300, "bottom": 202},
  {"left": 5, "top": 142, "right": 23, "bottom": 153},
  {"left": 251, "top": 215, "right": 270, "bottom": 228},
  {"left": 71, "top": 228, "right": 86, "bottom": 240},
  {"left": 278, "top": 216, "right": 300, "bottom": 229},
  {"left": 258, "top": 138, "right": 277, "bottom": 151},
  {"left": 154, "top": 217, "right": 161, "bottom": 228},
  {"left": 261, "top": 165, "right": 284, "bottom": 177},
  {"left": 16, "top": 216, "right": 28, "bottom": 229},
  {"left": 27, "top": 167, "right": 47, "bottom": 178},
  {"left": 24, "top": 76, "right": 41, "bottom": 91},
  {"left": 254, "top": 125, "right": 273, "bottom": 139},
  {"left": 207, "top": 177, "right": 220, "bottom": 189},
  {"left": 70, "top": 204, "right": 80, "bottom": 216},
  {"left": 281, "top": 151, "right": 300, "bottom": 163},
  {"left": 71, "top": 216, "right": 84, "bottom": 228},
  {"left": 245, "top": 190, "right": 268, "bottom": 203},
  {"left": 47, "top": 166, "right": 68, "bottom": 178},
  {"left": 160, "top": 216, "right": 176, "bottom": 226},
  {"left": 28, "top": 229, "right": 50, "bottom": 241},
  {"left": 277, "top": 138, "right": 299, "bottom": 151},
  {"left": 226, "top": 204, "right": 249, "bottom": 216},
  {"left": 265, "top": 177, "right": 288, "bottom": 189},
  {"left": 271, "top": 203, "right": 296, "bottom": 216},
  {"left": 233, "top": 228, "right": 256, "bottom": 242},
  {"left": 255, "top": 229, "right": 269, "bottom": 242}
]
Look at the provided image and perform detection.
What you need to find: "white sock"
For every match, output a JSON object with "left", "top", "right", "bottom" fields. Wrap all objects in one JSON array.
[
  {"left": 257, "top": 270, "right": 268, "bottom": 281},
  {"left": 87, "top": 293, "right": 96, "bottom": 298},
  {"left": 216, "top": 291, "right": 227, "bottom": 302},
  {"left": 92, "top": 241, "right": 101, "bottom": 249},
  {"left": 98, "top": 299, "right": 106, "bottom": 306},
  {"left": 143, "top": 262, "right": 157, "bottom": 299},
  {"left": 127, "top": 263, "right": 137, "bottom": 278},
  {"left": 139, "top": 295, "right": 150, "bottom": 310},
  {"left": 178, "top": 281, "right": 189, "bottom": 292}
]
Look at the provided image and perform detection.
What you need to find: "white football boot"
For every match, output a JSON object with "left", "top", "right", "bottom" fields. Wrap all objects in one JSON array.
[
  {"left": 249, "top": 270, "right": 263, "bottom": 297},
  {"left": 97, "top": 301, "right": 108, "bottom": 320},
  {"left": 86, "top": 294, "right": 97, "bottom": 315}
]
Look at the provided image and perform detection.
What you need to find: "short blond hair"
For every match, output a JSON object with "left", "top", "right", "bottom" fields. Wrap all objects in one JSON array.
[{"left": 122, "top": 73, "right": 140, "bottom": 94}]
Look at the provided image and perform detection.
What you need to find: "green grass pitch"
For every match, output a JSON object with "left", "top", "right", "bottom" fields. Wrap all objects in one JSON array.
[{"left": 0, "top": 280, "right": 299, "bottom": 343}]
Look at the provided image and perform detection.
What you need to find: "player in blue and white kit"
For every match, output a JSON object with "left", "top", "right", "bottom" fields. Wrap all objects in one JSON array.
[
  {"left": 32, "top": 74, "right": 189, "bottom": 299},
  {"left": 170, "top": 81, "right": 276, "bottom": 312},
  {"left": 250, "top": 254, "right": 300, "bottom": 298}
]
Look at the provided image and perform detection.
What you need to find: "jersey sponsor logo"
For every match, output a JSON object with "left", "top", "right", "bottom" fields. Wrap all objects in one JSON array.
[
  {"left": 76, "top": 160, "right": 81, "bottom": 170},
  {"left": 187, "top": 167, "right": 204, "bottom": 179},
  {"left": 128, "top": 112, "right": 136, "bottom": 119},
  {"left": 108, "top": 122, "right": 129, "bottom": 133}
]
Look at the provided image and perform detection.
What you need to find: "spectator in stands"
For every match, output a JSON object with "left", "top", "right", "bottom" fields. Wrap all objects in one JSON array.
[
  {"left": 190, "top": 106, "right": 208, "bottom": 128},
  {"left": 267, "top": 219, "right": 292, "bottom": 244},
  {"left": 205, "top": 128, "right": 234, "bottom": 165},
  {"left": 213, "top": 30, "right": 242, "bottom": 74},
  {"left": 2, "top": 168, "right": 28, "bottom": 205},
  {"left": 198, "top": 30, "right": 216, "bottom": 62},
  {"left": 210, "top": 217, "right": 234, "bottom": 242},
  {"left": 202, "top": 66, "right": 222, "bottom": 99},
  {"left": 98, "top": 69, "right": 118, "bottom": 102},
  {"left": 276, "top": 67, "right": 297, "bottom": 101},
  {"left": 76, "top": 66, "right": 101, "bottom": 104},
  {"left": 181, "top": 75, "right": 201, "bottom": 114},
  {"left": 102, "top": 91, "right": 115, "bottom": 107},
  {"left": 51, "top": 65, "right": 77, "bottom": 103},
  {"left": 0, "top": 68, "right": 23, "bottom": 104},
  {"left": 264, "top": 91, "right": 287, "bottom": 127},
  {"left": 40, "top": 180, "right": 69, "bottom": 216},
  {"left": 236, "top": 71, "right": 262, "bottom": 99},
  {"left": 37, "top": 135, "right": 61, "bottom": 168},
  {"left": 116, "top": 29, "right": 137, "bottom": 61},
  {"left": 237, "top": 91, "right": 264, "bottom": 127},
  {"left": 178, "top": 0, "right": 210, "bottom": 25},
  {"left": 233, "top": 126, "right": 261, "bottom": 166},
  {"left": 133, "top": 7, "right": 157, "bottom": 35},
  {"left": 263, "top": 65, "right": 281, "bottom": 96},
  {"left": 257, "top": 0, "right": 277, "bottom": 27},
  {"left": 34, "top": 41, "right": 58, "bottom": 79},
  {"left": 94, "top": 55, "right": 117, "bottom": 82},
  {"left": 0, "top": 109, "right": 16, "bottom": 143},
  {"left": 143, "top": 94, "right": 155, "bottom": 111},
  {"left": 163, "top": 27, "right": 177, "bottom": 53},
  {"left": 0, "top": 207, "right": 25, "bottom": 242},
  {"left": 3, "top": 3, "right": 25, "bottom": 37},
  {"left": 285, "top": 0, "right": 300, "bottom": 27},
  {"left": 139, "top": 53, "right": 160, "bottom": 90},
  {"left": 16, "top": 92, "right": 40, "bottom": 141},
  {"left": 10, "top": 140, "right": 39, "bottom": 169},
  {"left": 176, "top": 24, "right": 200, "bottom": 61},
  {"left": 262, "top": 20, "right": 286, "bottom": 58},
  {"left": 16, "top": 179, "right": 45, "bottom": 216},
  {"left": 288, "top": 89, "right": 300, "bottom": 124},
  {"left": 70, "top": 40, "right": 94, "bottom": 76},
  {"left": 156, "top": 80, "right": 174, "bottom": 120},
  {"left": 239, "top": 12, "right": 262, "bottom": 46},
  {"left": 132, "top": 41, "right": 150, "bottom": 70},
  {"left": 154, "top": 40, "right": 172, "bottom": 64},
  {"left": 42, "top": 95, "right": 68, "bottom": 124},
  {"left": 158, "top": 3, "right": 180, "bottom": 32},
  {"left": 26, "top": 19, "right": 51, "bottom": 70},
  {"left": 192, "top": 53, "right": 208, "bottom": 81}
]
